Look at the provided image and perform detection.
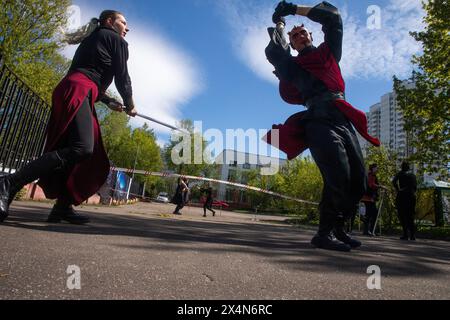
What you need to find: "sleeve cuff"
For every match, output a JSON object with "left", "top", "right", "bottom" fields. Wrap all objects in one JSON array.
[
  {"left": 124, "top": 96, "right": 135, "bottom": 111},
  {"left": 99, "top": 94, "right": 113, "bottom": 105}
]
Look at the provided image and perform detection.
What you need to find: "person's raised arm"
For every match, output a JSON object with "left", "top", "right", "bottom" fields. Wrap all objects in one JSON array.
[
  {"left": 273, "top": 1, "right": 343, "bottom": 62},
  {"left": 306, "top": 2, "right": 343, "bottom": 62}
]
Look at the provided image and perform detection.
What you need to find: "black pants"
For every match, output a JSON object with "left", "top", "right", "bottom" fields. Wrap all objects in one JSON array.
[
  {"left": 363, "top": 201, "right": 378, "bottom": 234},
  {"left": 204, "top": 199, "right": 215, "bottom": 215},
  {"left": 397, "top": 193, "right": 416, "bottom": 237},
  {"left": 174, "top": 204, "right": 183, "bottom": 213},
  {"left": 58, "top": 94, "right": 94, "bottom": 168},
  {"left": 305, "top": 112, "right": 366, "bottom": 237},
  {"left": 9, "top": 95, "right": 94, "bottom": 207}
]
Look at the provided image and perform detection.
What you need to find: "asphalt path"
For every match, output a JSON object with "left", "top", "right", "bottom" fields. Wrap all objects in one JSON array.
[{"left": 0, "top": 201, "right": 449, "bottom": 300}]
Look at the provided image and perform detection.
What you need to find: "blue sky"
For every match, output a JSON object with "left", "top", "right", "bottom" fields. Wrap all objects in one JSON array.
[{"left": 65, "top": 0, "right": 425, "bottom": 156}]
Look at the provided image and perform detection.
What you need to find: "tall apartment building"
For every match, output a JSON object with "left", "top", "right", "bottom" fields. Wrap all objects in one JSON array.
[
  {"left": 360, "top": 85, "right": 412, "bottom": 159},
  {"left": 361, "top": 83, "right": 449, "bottom": 184}
]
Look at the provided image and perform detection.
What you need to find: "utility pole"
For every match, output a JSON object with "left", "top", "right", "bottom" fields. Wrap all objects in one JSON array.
[
  {"left": 142, "top": 181, "right": 146, "bottom": 200},
  {"left": 126, "top": 145, "right": 140, "bottom": 201}
]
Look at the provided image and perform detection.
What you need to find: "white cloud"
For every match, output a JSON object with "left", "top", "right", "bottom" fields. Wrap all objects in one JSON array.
[
  {"left": 124, "top": 29, "right": 203, "bottom": 134},
  {"left": 340, "top": 0, "right": 425, "bottom": 79},
  {"left": 60, "top": 5, "right": 203, "bottom": 135},
  {"left": 221, "top": 0, "right": 425, "bottom": 82},
  {"left": 155, "top": 137, "right": 168, "bottom": 149}
]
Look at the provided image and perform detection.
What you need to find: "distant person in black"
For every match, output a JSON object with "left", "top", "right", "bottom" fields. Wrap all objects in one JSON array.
[
  {"left": 201, "top": 185, "right": 216, "bottom": 217},
  {"left": 172, "top": 177, "right": 189, "bottom": 215},
  {"left": 392, "top": 162, "right": 417, "bottom": 240}
]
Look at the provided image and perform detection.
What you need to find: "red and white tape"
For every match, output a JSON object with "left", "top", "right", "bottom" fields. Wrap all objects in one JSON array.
[{"left": 110, "top": 167, "right": 319, "bottom": 206}]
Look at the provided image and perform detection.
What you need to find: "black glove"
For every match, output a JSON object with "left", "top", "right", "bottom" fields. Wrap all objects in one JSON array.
[
  {"left": 274, "top": 1, "right": 298, "bottom": 17},
  {"left": 272, "top": 13, "right": 286, "bottom": 25}
]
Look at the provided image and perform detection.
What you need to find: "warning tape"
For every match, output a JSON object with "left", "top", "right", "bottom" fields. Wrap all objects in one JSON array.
[{"left": 110, "top": 167, "right": 319, "bottom": 206}]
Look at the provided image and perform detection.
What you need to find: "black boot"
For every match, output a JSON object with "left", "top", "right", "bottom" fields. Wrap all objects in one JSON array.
[
  {"left": 47, "top": 204, "right": 90, "bottom": 225},
  {"left": 0, "top": 152, "right": 65, "bottom": 222},
  {"left": 311, "top": 234, "right": 352, "bottom": 252},
  {"left": 311, "top": 212, "right": 351, "bottom": 252},
  {"left": 334, "top": 217, "right": 362, "bottom": 249},
  {"left": 0, "top": 175, "right": 14, "bottom": 222}
]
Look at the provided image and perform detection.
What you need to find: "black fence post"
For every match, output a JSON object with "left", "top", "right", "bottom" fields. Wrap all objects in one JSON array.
[{"left": 0, "top": 56, "right": 51, "bottom": 174}]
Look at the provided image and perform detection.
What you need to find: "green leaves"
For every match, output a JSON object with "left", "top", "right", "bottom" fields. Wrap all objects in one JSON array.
[
  {"left": 365, "top": 146, "right": 399, "bottom": 229},
  {"left": 0, "top": 0, "right": 71, "bottom": 103},
  {"left": 246, "top": 157, "right": 322, "bottom": 215},
  {"left": 393, "top": 0, "right": 450, "bottom": 179},
  {"left": 99, "top": 106, "right": 163, "bottom": 193},
  {"left": 162, "top": 119, "right": 218, "bottom": 178}
]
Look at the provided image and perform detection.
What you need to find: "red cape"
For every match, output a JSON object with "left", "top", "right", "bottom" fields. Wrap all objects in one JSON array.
[
  {"left": 264, "top": 43, "right": 380, "bottom": 160},
  {"left": 38, "top": 72, "right": 110, "bottom": 205}
]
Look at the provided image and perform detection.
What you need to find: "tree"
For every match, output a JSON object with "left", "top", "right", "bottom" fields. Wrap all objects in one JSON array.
[
  {"left": 365, "top": 146, "right": 399, "bottom": 231},
  {"left": 128, "top": 124, "right": 163, "bottom": 194},
  {"left": 245, "top": 157, "right": 322, "bottom": 216},
  {"left": 99, "top": 108, "right": 163, "bottom": 195},
  {"left": 0, "top": 0, "right": 71, "bottom": 102},
  {"left": 393, "top": 0, "right": 450, "bottom": 179},
  {"left": 163, "top": 119, "right": 218, "bottom": 178},
  {"left": 246, "top": 168, "right": 283, "bottom": 211},
  {"left": 100, "top": 108, "right": 132, "bottom": 164},
  {"left": 276, "top": 157, "right": 323, "bottom": 216}
]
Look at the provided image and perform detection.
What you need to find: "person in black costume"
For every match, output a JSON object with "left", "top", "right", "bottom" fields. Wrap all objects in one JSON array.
[
  {"left": 265, "top": 1, "right": 382, "bottom": 252},
  {"left": 0, "top": 10, "right": 137, "bottom": 225},
  {"left": 172, "top": 177, "right": 189, "bottom": 215},
  {"left": 393, "top": 162, "right": 417, "bottom": 240},
  {"left": 201, "top": 185, "right": 216, "bottom": 217}
]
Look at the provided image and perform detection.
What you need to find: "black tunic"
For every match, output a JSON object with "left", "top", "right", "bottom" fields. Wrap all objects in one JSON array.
[
  {"left": 272, "top": 1, "right": 344, "bottom": 102},
  {"left": 393, "top": 171, "right": 417, "bottom": 195},
  {"left": 69, "top": 26, "right": 134, "bottom": 110}
]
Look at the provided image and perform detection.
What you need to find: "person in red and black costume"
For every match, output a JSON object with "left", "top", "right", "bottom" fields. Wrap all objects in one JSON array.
[
  {"left": 0, "top": 10, "right": 137, "bottom": 224},
  {"left": 265, "top": 1, "right": 381, "bottom": 251},
  {"left": 361, "top": 164, "right": 387, "bottom": 236}
]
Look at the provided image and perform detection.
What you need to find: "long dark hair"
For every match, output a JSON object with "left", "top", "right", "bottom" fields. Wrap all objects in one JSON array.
[{"left": 63, "top": 10, "right": 123, "bottom": 45}]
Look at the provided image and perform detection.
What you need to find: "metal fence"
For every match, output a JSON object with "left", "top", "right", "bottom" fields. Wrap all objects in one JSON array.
[
  {"left": 0, "top": 54, "right": 147, "bottom": 204},
  {"left": 0, "top": 54, "right": 51, "bottom": 174}
]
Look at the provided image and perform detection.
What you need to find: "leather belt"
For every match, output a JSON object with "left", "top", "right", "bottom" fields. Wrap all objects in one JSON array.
[{"left": 305, "top": 91, "right": 345, "bottom": 109}]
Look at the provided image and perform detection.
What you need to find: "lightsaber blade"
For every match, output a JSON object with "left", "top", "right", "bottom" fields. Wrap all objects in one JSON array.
[
  {"left": 135, "top": 112, "right": 187, "bottom": 133},
  {"left": 122, "top": 107, "right": 186, "bottom": 133}
]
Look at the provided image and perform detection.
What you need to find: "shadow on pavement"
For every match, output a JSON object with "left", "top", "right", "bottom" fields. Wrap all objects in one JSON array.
[{"left": 2, "top": 204, "right": 450, "bottom": 277}]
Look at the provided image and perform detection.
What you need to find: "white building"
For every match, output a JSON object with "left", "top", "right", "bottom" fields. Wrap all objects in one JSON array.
[
  {"left": 214, "top": 149, "right": 287, "bottom": 203},
  {"left": 360, "top": 85, "right": 412, "bottom": 159}
]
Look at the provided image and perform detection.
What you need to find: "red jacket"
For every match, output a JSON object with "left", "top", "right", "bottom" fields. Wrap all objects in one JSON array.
[
  {"left": 264, "top": 43, "right": 380, "bottom": 160},
  {"left": 362, "top": 172, "right": 379, "bottom": 202}
]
